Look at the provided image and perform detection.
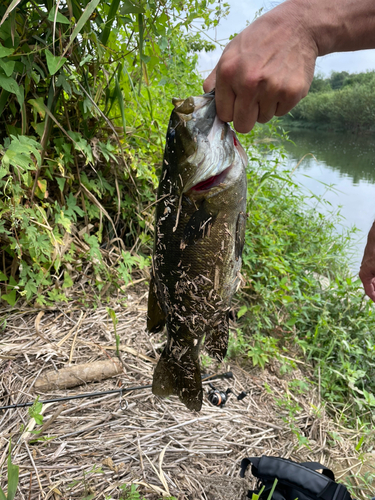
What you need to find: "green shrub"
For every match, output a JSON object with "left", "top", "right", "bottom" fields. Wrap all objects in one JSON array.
[
  {"left": 288, "top": 72, "right": 375, "bottom": 131},
  {"left": 0, "top": 0, "right": 222, "bottom": 306}
]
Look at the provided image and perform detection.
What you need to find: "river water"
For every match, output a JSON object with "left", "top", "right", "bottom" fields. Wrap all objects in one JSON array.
[{"left": 282, "top": 129, "right": 375, "bottom": 273}]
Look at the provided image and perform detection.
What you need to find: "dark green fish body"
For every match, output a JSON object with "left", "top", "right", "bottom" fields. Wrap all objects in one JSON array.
[{"left": 148, "top": 93, "right": 247, "bottom": 411}]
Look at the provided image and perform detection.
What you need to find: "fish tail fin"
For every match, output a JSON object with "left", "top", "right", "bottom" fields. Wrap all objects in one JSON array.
[
  {"left": 152, "top": 346, "right": 203, "bottom": 411},
  {"left": 204, "top": 316, "right": 229, "bottom": 360}
]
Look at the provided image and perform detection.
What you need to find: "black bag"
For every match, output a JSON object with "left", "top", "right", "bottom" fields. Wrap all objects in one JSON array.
[{"left": 240, "top": 456, "right": 353, "bottom": 500}]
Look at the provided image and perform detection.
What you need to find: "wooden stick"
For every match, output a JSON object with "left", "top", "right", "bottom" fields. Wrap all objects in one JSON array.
[{"left": 34, "top": 359, "right": 123, "bottom": 392}]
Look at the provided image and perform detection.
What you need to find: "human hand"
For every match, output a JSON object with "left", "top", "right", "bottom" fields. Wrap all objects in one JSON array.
[
  {"left": 359, "top": 223, "right": 375, "bottom": 302},
  {"left": 203, "top": 0, "right": 318, "bottom": 133}
]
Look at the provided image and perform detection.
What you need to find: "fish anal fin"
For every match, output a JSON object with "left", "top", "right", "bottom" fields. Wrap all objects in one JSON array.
[
  {"left": 152, "top": 346, "right": 203, "bottom": 411},
  {"left": 147, "top": 275, "right": 166, "bottom": 333}
]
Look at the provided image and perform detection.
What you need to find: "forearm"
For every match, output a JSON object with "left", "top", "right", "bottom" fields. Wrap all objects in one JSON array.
[
  {"left": 359, "top": 222, "right": 375, "bottom": 302},
  {"left": 283, "top": 0, "right": 375, "bottom": 55}
]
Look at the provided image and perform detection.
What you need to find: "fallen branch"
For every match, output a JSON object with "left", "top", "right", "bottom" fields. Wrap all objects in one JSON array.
[{"left": 34, "top": 359, "right": 123, "bottom": 392}]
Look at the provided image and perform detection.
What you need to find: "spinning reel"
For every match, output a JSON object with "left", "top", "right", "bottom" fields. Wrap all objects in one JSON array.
[{"left": 207, "top": 382, "right": 247, "bottom": 408}]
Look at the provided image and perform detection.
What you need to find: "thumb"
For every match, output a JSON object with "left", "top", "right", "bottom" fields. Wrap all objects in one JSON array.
[{"left": 203, "top": 67, "right": 217, "bottom": 93}]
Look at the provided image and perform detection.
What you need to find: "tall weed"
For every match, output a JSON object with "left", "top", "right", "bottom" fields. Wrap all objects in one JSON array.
[{"left": 0, "top": 0, "right": 223, "bottom": 306}]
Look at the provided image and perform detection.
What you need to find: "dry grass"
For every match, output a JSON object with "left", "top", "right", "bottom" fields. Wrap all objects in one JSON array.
[{"left": 0, "top": 285, "right": 373, "bottom": 500}]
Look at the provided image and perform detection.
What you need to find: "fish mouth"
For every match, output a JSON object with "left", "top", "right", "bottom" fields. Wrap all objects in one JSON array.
[
  {"left": 183, "top": 119, "right": 241, "bottom": 193},
  {"left": 170, "top": 93, "right": 247, "bottom": 193},
  {"left": 181, "top": 115, "right": 235, "bottom": 193}
]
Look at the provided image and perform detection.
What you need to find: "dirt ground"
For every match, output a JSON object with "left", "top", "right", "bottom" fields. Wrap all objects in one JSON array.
[{"left": 0, "top": 285, "right": 373, "bottom": 500}]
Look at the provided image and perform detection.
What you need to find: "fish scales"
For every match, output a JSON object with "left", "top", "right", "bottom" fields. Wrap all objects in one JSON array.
[{"left": 147, "top": 92, "right": 248, "bottom": 411}]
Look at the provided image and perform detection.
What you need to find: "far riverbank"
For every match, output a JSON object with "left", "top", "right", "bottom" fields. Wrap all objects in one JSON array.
[{"left": 280, "top": 117, "right": 375, "bottom": 134}]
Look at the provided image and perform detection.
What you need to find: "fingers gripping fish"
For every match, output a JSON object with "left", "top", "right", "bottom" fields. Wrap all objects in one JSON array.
[{"left": 147, "top": 92, "right": 248, "bottom": 411}]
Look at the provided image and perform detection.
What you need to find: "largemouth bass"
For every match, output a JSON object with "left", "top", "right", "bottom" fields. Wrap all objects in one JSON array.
[{"left": 147, "top": 92, "right": 247, "bottom": 411}]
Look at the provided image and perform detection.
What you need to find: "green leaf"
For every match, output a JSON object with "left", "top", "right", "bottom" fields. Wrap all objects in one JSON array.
[
  {"left": 0, "top": 45, "right": 15, "bottom": 58},
  {"left": 45, "top": 49, "right": 67, "bottom": 76},
  {"left": 8, "top": 276, "right": 17, "bottom": 287},
  {"left": 56, "top": 72, "right": 71, "bottom": 95},
  {"left": 55, "top": 211, "right": 72, "bottom": 233},
  {"left": 2, "top": 289, "right": 17, "bottom": 306},
  {"left": 0, "top": 271, "right": 7, "bottom": 281},
  {"left": 237, "top": 305, "right": 248, "bottom": 319},
  {"left": 63, "top": 271, "right": 73, "bottom": 288},
  {"left": 158, "top": 36, "right": 168, "bottom": 51},
  {"left": 0, "top": 486, "right": 6, "bottom": 500},
  {"left": 34, "top": 121, "right": 45, "bottom": 137},
  {"left": 47, "top": 8, "right": 71, "bottom": 25},
  {"left": 35, "top": 178, "right": 47, "bottom": 200},
  {"left": 62, "top": 0, "right": 101, "bottom": 58},
  {"left": 0, "top": 166, "right": 7, "bottom": 179},
  {"left": 101, "top": 0, "right": 121, "bottom": 46},
  {"left": 2, "top": 135, "right": 41, "bottom": 170},
  {"left": 106, "top": 307, "right": 118, "bottom": 326},
  {"left": 7, "top": 449, "right": 19, "bottom": 500},
  {"left": 0, "top": 58, "right": 15, "bottom": 76},
  {"left": 0, "top": 74, "right": 23, "bottom": 105},
  {"left": 34, "top": 414, "right": 43, "bottom": 425},
  {"left": 56, "top": 177, "right": 66, "bottom": 192},
  {"left": 66, "top": 192, "right": 85, "bottom": 218},
  {"left": 25, "top": 280, "right": 37, "bottom": 299},
  {"left": 30, "top": 70, "right": 40, "bottom": 84},
  {"left": 28, "top": 97, "right": 46, "bottom": 119},
  {"left": 120, "top": 0, "right": 145, "bottom": 15},
  {"left": 355, "top": 435, "right": 365, "bottom": 451}
]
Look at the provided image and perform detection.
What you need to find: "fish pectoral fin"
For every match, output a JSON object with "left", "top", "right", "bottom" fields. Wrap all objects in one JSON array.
[
  {"left": 152, "top": 346, "right": 203, "bottom": 411},
  {"left": 147, "top": 275, "right": 166, "bottom": 333},
  {"left": 182, "top": 200, "right": 218, "bottom": 246},
  {"left": 204, "top": 315, "right": 229, "bottom": 360},
  {"left": 235, "top": 211, "right": 247, "bottom": 260}
]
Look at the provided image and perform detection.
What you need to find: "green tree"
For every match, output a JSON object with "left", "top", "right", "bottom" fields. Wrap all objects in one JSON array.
[
  {"left": 329, "top": 70, "right": 350, "bottom": 90},
  {"left": 309, "top": 73, "right": 331, "bottom": 93}
]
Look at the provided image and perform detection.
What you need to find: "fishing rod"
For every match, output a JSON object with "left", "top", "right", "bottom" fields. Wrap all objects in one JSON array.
[{"left": 0, "top": 371, "right": 234, "bottom": 411}]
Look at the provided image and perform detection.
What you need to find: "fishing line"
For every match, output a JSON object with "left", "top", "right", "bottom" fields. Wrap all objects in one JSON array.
[{"left": 0, "top": 371, "right": 233, "bottom": 411}]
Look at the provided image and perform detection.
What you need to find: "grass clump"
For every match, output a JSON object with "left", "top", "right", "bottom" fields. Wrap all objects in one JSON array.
[
  {"left": 118, "top": 484, "right": 176, "bottom": 500},
  {"left": 232, "top": 123, "right": 375, "bottom": 433}
]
